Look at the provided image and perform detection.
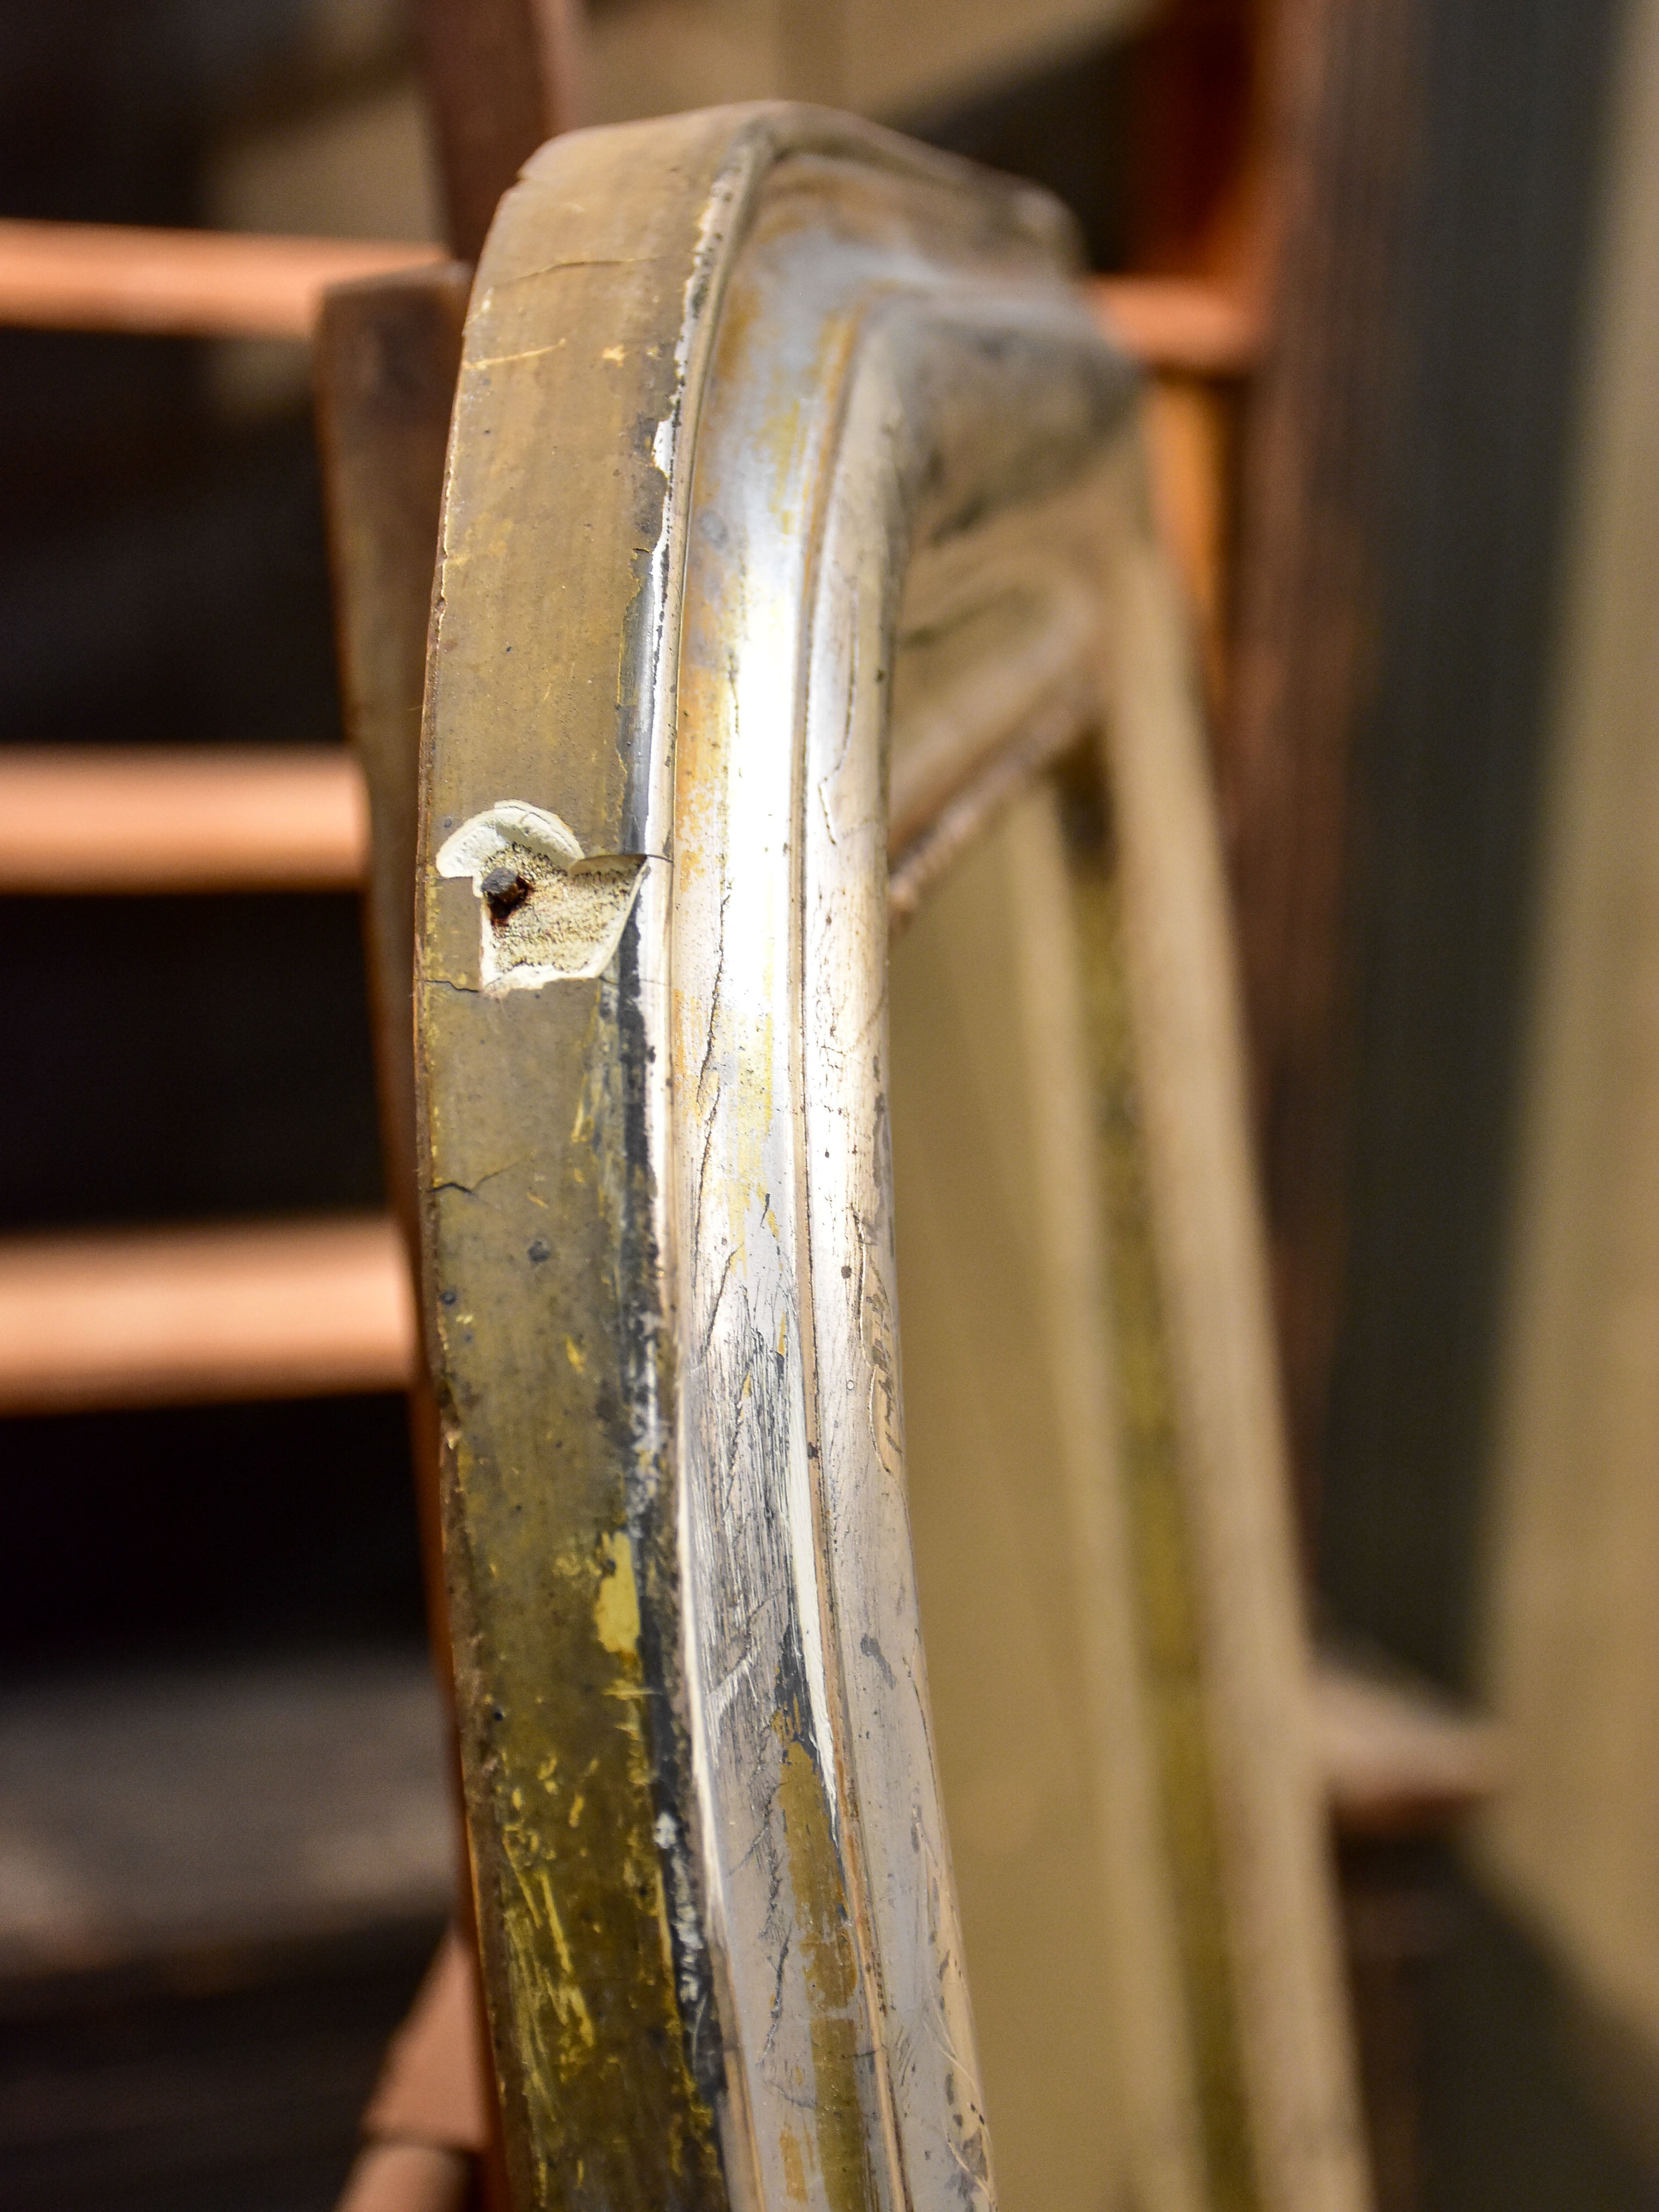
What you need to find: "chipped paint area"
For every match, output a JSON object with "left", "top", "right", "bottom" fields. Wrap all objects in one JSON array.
[
  {"left": 437, "top": 800, "right": 647, "bottom": 991},
  {"left": 594, "top": 1529, "right": 642, "bottom": 1658},
  {"left": 655, "top": 1808, "right": 709, "bottom": 2013}
]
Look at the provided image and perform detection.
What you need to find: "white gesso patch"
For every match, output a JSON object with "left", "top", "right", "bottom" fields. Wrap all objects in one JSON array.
[
  {"left": 436, "top": 801, "right": 648, "bottom": 993},
  {"left": 653, "top": 1808, "right": 705, "bottom": 2009}
]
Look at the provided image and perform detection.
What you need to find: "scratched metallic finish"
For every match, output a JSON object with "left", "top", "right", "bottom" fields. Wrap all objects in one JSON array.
[{"left": 416, "top": 105, "right": 1137, "bottom": 2212}]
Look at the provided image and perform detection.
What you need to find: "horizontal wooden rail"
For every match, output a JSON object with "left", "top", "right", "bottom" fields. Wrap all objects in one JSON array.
[
  {"left": 1089, "top": 275, "right": 1264, "bottom": 377},
  {"left": 0, "top": 221, "right": 1254, "bottom": 370},
  {"left": 0, "top": 1215, "right": 414, "bottom": 1413},
  {"left": 1314, "top": 1657, "right": 1502, "bottom": 1834},
  {"left": 0, "top": 748, "right": 368, "bottom": 892},
  {"left": 0, "top": 220, "right": 445, "bottom": 339},
  {"left": 0, "top": 1214, "right": 1496, "bottom": 1832}
]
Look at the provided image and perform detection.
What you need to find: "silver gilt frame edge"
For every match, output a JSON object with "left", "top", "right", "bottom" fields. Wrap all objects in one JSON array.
[{"left": 415, "top": 98, "right": 1367, "bottom": 2212}]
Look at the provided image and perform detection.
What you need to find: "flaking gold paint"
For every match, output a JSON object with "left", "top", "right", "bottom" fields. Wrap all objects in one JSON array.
[{"left": 595, "top": 1530, "right": 643, "bottom": 1659}]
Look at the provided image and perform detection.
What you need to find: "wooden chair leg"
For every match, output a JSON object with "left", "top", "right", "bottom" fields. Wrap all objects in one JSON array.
[
  {"left": 337, "top": 2142, "right": 474, "bottom": 2212},
  {"left": 315, "top": 267, "right": 513, "bottom": 2212}
]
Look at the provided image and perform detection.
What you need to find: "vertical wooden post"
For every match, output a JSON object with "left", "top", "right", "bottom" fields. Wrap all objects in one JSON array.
[
  {"left": 418, "top": 0, "right": 586, "bottom": 263},
  {"left": 315, "top": 267, "right": 469, "bottom": 1286},
  {"left": 1214, "top": 12, "right": 1436, "bottom": 2211},
  {"left": 315, "top": 264, "right": 514, "bottom": 2209},
  {"left": 1222, "top": 0, "right": 1422, "bottom": 1540},
  {"left": 1123, "top": 0, "right": 1265, "bottom": 289},
  {"left": 316, "top": 20, "right": 586, "bottom": 2199}
]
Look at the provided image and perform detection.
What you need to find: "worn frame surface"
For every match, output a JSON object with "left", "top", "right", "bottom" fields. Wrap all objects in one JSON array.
[{"left": 416, "top": 102, "right": 1365, "bottom": 2212}]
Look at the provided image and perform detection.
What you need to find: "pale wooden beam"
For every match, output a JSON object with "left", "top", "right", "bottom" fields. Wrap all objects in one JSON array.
[
  {"left": 0, "top": 220, "right": 444, "bottom": 340},
  {"left": 0, "top": 222, "right": 1255, "bottom": 367},
  {"left": 1314, "top": 1658, "right": 1502, "bottom": 1837},
  {"left": 0, "top": 1215, "right": 414, "bottom": 1414},
  {"left": 1089, "top": 274, "right": 1263, "bottom": 376},
  {"left": 0, "top": 748, "right": 368, "bottom": 893}
]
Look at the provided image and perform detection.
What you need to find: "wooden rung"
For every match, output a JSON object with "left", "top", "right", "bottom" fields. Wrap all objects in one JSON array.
[
  {"left": 0, "top": 1215, "right": 415, "bottom": 1414},
  {"left": 0, "top": 225, "right": 1251, "bottom": 367},
  {"left": 1312, "top": 1655, "right": 1503, "bottom": 1836},
  {"left": 0, "top": 220, "right": 445, "bottom": 340},
  {"left": 0, "top": 748, "right": 369, "bottom": 892},
  {"left": 1089, "top": 275, "right": 1264, "bottom": 377},
  {"left": 0, "top": 1218, "right": 1510, "bottom": 1848}
]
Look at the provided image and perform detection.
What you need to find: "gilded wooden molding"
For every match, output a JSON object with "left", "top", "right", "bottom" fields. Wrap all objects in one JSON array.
[{"left": 416, "top": 102, "right": 1366, "bottom": 2212}]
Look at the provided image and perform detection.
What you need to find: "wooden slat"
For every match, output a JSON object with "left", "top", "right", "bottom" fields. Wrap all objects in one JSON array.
[
  {"left": 0, "top": 220, "right": 444, "bottom": 339},
  {"left": 362, "top": 1927, "right": 493, "bottom": 2156},
  {"left": 0, "top": 1215, "right": 414, "bottom": 1413},
  {"left": 1141, "top": 373, "right": 1234, "bottom": 703},
  {"left": 1313, "top": 1658, "right": 1502, "bottom": 1837},
  {"left": 1087, "top": 281, "right": 1256, "bottom": 707},
  {"left": 1224, "top": 0, "right": 1423, "bottom": 1533},
  {"left": 1089, "top": 275, "right": 1264, "bottom": 376},
  {"left": 0, "top": 222, "right": 1256, "bottom": 366},
  {"left": 314, "top": 267, "right": 475, "bottom": 1702},
  {"left": 313, "top": 267, "right": 521, "bottom": 2212},
  {"left": 338, "top": 2143, "right": 472, "bottom": 2212},
  {"left": 418, "top": 0, "right": 586, "bottom": 263},
  {"left": 0, "top": 748, "right": 368, "bottom": 892},
  {"left": 315, "top": 270, "right": 471, "bottom": 1232}
]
